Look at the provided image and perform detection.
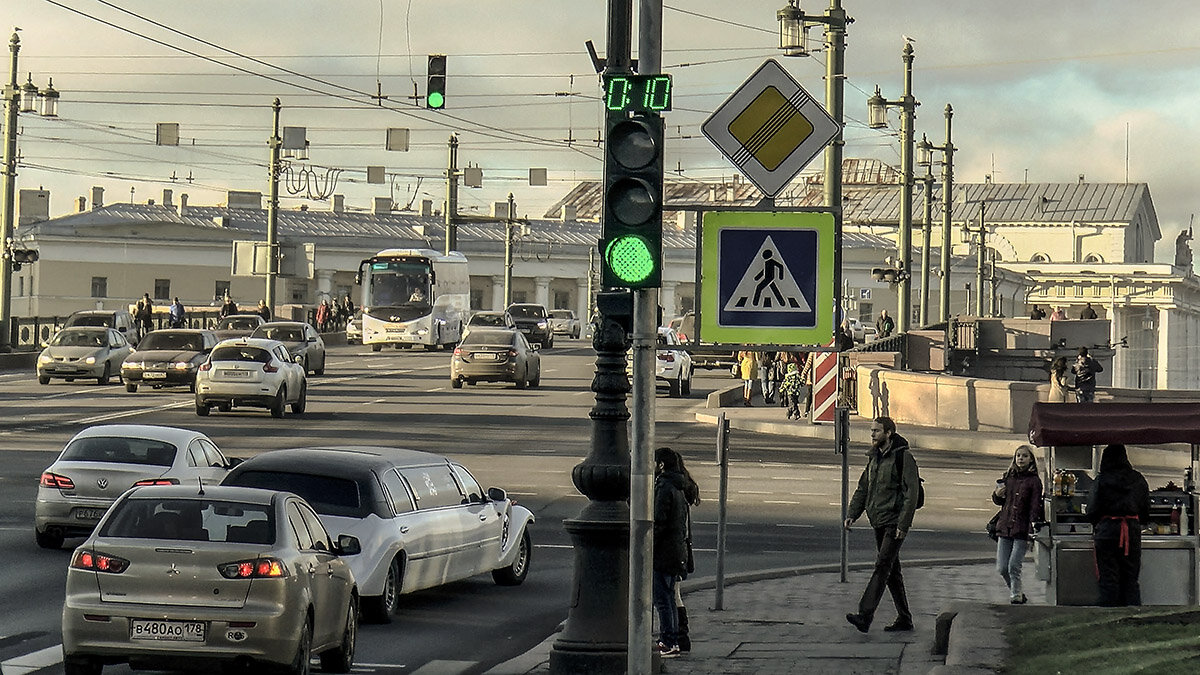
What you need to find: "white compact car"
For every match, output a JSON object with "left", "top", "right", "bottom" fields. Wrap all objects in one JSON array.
[
  {"left": 194, "top": 338, "right": 307, "bottom": 418},
  {"left": 35, "top": 424, "right": 236, "bottom": 550},
  {"left": 222, "top": 446, "right": 534, "bottom": 624},
  {"left": 627, "top": 327, "right": 693, "bottom": 397}
]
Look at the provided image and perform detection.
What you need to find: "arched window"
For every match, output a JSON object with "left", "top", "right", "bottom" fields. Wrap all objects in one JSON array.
[
  {"left": 1029, "top": 252, "right": 1051, "bottom": 263},
  {"left": 1083, "top": 253, "right": 1104, "bottom": 264}
]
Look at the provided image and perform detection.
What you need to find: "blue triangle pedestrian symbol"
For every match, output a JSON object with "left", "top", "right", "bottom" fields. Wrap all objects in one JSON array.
[{"left": 722, "top": 235, "right": 811, "bottom": 313}]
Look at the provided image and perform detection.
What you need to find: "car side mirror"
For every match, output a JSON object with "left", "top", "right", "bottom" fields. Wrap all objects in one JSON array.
[
  {"left": 308, "top": 337, "right": 317, "bottom": 342},
  {"left": 40, "top": 341, "right": 48, "bottom": 348},
  {"left": 486, "top": 486, "right": 507, "bottom": 502},
  {"left": 294, "top": 355, "right": 305, "bottom": 364},
  {"left": 225, "top": 457, "right": 244, "bottom": 468},
  {"left": 531, "top": 344, "right": 540, "bottom": 352},
  {"left": 336, "top": 534, "right": 362, "bottom": 556}
]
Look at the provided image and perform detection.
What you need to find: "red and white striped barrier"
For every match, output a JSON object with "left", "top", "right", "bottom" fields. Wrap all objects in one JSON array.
[{"left": 811, "top": 343, "right": 838, "bottom": 424}]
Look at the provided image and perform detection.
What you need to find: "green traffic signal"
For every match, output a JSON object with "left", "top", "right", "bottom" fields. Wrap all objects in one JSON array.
[
  {"left": 427, "top": 54, "right": 446, "bottom": 109},
  {"left": 605, "top": 235, "right": 655, "bottom": 284},
  {"left": 428, "top": 90, "right": 445, "bottom": 109}
]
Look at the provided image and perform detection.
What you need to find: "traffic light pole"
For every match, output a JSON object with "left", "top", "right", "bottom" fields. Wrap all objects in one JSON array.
[
  {"left": 265, "top": 98, "right": 281, "bottom": 311},
  {"left": 0, "top": 34, "right": 20, "bottom": 352},
  {"left": 445, "top": 134, "right": 459, "bottom": 255}
]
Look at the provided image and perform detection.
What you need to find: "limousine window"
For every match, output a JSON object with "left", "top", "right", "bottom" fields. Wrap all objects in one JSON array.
[
  {"left": 380, "top": 468, "right": 415, "bottom": 515},
  {"left": 452, "top": 464, "right": 483, "bottom": 502},
  {"left": 398, "top": 466, "right": 462, "bottom": 509},
  {"left": 225, "top": 470, "right": 368, "bottom": 518}
]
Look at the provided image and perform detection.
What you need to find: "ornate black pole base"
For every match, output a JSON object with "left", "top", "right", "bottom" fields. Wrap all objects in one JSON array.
[{"left": 549, "top": 314, "right": 632, "bottom": 674}]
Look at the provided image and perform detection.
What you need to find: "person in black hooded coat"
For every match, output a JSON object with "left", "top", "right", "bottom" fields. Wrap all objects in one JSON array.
[
  {"left": 1086, "top": 444, "right": 1150, "bottom": 606},
  {"left": 652, "top": 447, "right": 689, "bottom": 658}
]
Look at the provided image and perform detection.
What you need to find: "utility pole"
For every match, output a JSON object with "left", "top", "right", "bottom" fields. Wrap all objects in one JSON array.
[
  {"left": 0, "top": 33, "right": 19, "bottom": 351},
  {"left": 629, "top": 2, "right": 662, "bottom": 672},
  {"left": 976, "top": 195, "right": 987, "bottom": 316},
  {"left": 939, "top": 105, "right": 955, "bottom": 323},
  {"left": 503, "top": 193, "right": 514, "bottom": 307},
  {"left": 265, "top": 98, "right": 281, "bottom": 311},
  {"left": 445, "top": 134, "right": 459, "bottom": 254},
  {"left": 918, "top": 142, "right": 933, "bottom": 327}
]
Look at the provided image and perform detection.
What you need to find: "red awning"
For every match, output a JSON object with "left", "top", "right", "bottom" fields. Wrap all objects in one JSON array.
[{"left": 1028, "top": 402, "right": 1200, "bottom": 447}]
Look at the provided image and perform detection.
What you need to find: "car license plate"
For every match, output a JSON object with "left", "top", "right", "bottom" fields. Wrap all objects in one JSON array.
[
  {"left": 73, "top": 507, "right": 106, "bottom": 520},
  {"left": 473, "top": 352, "right": 498, "bottom": 361},
  {"left": 130, "top": 619, "right": 206, "bottom": 642},
  {"left": 143, "top": 372, "right": 167, "bottom": 379},
  {"left": 220, "top": 369, "right": 249, "bottom": 378}
]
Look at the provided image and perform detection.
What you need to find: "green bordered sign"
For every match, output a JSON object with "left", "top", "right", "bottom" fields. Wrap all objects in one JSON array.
[{"left": 699, "top": 210, "right": 835, "bottom": 345}]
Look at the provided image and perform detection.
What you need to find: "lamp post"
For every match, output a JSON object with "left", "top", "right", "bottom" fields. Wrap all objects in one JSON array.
[
  {"left": 867, "top": 42, "right": 918, "bottom": 333},
  {"left": 917, "top": 104, "right": 955, "bottom": 323},
  {"left": 1, "top": 32, "right": 58, "bottom": 352},
  {"left": 915, "top": 135, "right": 935, "bottom": 327},
  {"left": 264, "top": 99, "right": 281, "bottom": 311}
]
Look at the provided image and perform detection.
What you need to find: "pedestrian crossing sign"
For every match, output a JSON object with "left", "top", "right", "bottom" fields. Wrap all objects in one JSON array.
[{"left": 699, "top": 210, "right": 835, "bottom": 345}]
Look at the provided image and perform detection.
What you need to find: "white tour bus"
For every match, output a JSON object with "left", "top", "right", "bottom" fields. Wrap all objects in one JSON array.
[{"left": 355, "top": 248, "right": 469, "bottom": 351}]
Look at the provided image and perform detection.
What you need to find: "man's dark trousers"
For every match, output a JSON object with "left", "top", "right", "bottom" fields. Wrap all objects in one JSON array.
[{"left": 857, "top": 526, "right": 913, "bottom": 625}]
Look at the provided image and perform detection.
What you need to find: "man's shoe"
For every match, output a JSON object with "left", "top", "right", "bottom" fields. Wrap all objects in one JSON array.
[
  {"left": 845, "top": 613, "right": 870, "bottom": 633},
  {"left": 1011, "top": 593, "right": 1028, "bottom": 605},
  {"left": 656, "top": 642, "right": 680, "bottom": 659},
  {"left": 883, "top": 619, "right": 914, "bottom": 632}
]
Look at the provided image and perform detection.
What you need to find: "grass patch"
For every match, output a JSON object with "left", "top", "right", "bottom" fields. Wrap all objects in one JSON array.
[{"left": 1004, "top": 605, "right": 1200, "bottom": 674}]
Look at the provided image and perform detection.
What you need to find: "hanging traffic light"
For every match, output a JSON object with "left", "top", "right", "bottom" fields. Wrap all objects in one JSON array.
[
  {"left": 427, "top": 54, "right": 446, "bottom": 109},
  {"left": 600, "top": 109, "right": 664, "bottom": 289},
  {"left": 10, "top": 249, "right": 38, "bottom": 263}
]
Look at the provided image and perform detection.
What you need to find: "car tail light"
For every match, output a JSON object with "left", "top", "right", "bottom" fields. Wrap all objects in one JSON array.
[
  {"left": 71, "top": 549, "right": 129, "bottom": 574},
  {"left": 40, "top": 472, "right": 75, "bottom": 489},
  {"left": 660, "top": 353, "right": 675, "bottom": 363},
  {"left": 508, "top": 349, "right": 518, "bottom": 358},
  {"left": 262, "top": 361, "right": 279, "bottom": 373},
  {"left": 133, "top": 478, "right": 180, "bottom": 487},
  {"left": 453, "top": 347, "right": 462, "bottom": 356},
  {"left": 219, "top": 557, "right": 287, "bottom": 579},
  {"left": 199, "top": 361, "right": 212, "bottom": 372},
  {"left": 677, "top": 332, "right": 688, "bottom": 342}
]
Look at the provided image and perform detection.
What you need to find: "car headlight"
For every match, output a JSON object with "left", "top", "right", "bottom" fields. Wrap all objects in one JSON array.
[
  {"left": 38, "top": 353, "right": 51, "bottom": 364},
  {"left": 84, "top": 356, "right": 97, "bottom": 365},
  {"left": 124, "top": 361, "right": 143, "bottom": 370},
  {"left": 172, "top": 361, "right": 193, "bottom": 370},
  {"left": 537, "top": 320, "right": 548, "bottom": 329},
  {"left": 416, "top": 328, "right": 428, "bottom": 336}
]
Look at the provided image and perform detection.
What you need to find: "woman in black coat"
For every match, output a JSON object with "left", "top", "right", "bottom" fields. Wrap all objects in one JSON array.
[
  {"left": 1086, "top": 444, "right": 1150, "bottom": 606},
  {"left": 992, "top": 445, "right": 1044, "bottom": 604}
]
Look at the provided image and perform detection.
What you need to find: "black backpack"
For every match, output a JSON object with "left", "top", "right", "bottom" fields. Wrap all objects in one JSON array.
[{"left": 896, "top": 448, "right": 925, "bottom": 509}]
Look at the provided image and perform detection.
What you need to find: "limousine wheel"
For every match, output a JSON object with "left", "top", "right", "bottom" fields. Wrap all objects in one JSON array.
[
  {"left": 493, "top": 529, "right": 530, "bottom": 586},
  {"left": 451, "top": 377, "right": 463, "bottom": 389},
  {"left": 363, "top": 557, "right": 402, "bottom": 624},
  {"left": 125, "top": 383, "right": 138, "bottom": 393}
]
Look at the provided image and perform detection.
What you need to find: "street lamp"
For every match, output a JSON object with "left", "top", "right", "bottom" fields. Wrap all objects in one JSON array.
[
  {"left": 777, "top": 1, "right": 807, "bottom": 56},
  {"left": 1, "top": 33, "right": 60, "bottom": 352},
  {"left": 916, "top": 104, "right": 955, "bottom": 323},
  {"left": 915, "top": 134, "right": 935, "bottom": 327},
  {"left": 866, "top": 42, "right": 919, "bottom": 333}
]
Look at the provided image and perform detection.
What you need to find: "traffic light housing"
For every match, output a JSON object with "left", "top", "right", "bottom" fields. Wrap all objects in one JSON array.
[
  {"left": 10, "top": 249, "right": 37, "bottom": 263},
  {"left": 427, "top": 54, "right": 446, "bottom": 109},
  {"left": 600, "top": 110, "right": 664, "bottom": 289}
]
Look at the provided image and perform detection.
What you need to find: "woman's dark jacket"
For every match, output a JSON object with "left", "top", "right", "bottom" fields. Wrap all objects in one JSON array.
[
  {"left": 654, "top": 469, "right": 689, "bottom": 576},
  {"left": 1087, "top": 450, "right": 1150, "bottom": 540},
  {"left": 992, "top": 470, "right": 1044, "bottom": 539}
]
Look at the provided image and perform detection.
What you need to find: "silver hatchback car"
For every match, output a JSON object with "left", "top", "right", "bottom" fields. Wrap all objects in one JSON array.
[
  {"left": 62, "top": 485, "right": 360, "bottom": 675},
  {"left": 35, "top": 424, "right": 236, "bottom": 550}
]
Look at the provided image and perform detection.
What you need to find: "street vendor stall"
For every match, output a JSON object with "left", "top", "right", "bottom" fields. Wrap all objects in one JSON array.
[{"left": 1028, "top": 402, "right": 1200, "bottom": 605}]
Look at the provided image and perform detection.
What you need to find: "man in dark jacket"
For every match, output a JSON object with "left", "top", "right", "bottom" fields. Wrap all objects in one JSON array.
[
  {"left": 653, "top": 447, "right": 689, "bottom": 659},
  {"left": 1072, "top": 347, "right": 1104, "bottom": 403},
  {"left": 1087, "top": 444, "right": 1150, "bottom": 606},
  {"left": 876, "top": 310, "right": 895, "bottom": 338},
  {"left": 844, "top": 416, "right": 920, "bottom": 633}
]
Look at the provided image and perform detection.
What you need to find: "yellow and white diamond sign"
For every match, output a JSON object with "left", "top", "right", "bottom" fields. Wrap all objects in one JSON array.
[{"left": 702, "top": 59, "right": 840, "bottom": 198}]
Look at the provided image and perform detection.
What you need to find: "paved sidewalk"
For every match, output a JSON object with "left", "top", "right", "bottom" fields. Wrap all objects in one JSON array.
[{"left": 489, "top": 558, "right": 1034, "bottom": 674}]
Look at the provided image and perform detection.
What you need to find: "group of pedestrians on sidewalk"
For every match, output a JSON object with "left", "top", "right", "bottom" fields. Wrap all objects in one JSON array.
[
  {"left": 1048, "top": 347, "right": 1104, "bottom": 403},
  {"left": 736, "top": 350, "right": 816, "bottom": 420}
]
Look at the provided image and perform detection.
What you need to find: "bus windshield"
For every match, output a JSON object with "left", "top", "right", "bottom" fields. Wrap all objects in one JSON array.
[{"left": 368, "top": 260, "right": 432, "bottom": 307}]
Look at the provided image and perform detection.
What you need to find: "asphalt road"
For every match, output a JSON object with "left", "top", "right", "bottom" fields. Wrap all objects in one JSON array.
[{"left": 0, "top": 339, "right": 1021, "bottom": 674}]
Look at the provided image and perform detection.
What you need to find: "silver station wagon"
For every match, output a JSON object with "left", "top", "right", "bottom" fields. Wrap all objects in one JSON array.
[
  {"left": 62, "top": 485, "right": 360, "bottom": 675},
  {"left": 222, "top": 446, "right": 534, "bottom": 623}
]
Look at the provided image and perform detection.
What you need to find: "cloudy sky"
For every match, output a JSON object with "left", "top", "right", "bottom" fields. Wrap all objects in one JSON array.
[{"left": 7, "top": 1, "right": 1199, "bottom": 261}]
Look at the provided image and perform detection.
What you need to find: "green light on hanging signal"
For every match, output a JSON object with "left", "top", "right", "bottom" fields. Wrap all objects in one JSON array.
[{"left": 605, "top": 235, "right": 654, "bottom": 284}]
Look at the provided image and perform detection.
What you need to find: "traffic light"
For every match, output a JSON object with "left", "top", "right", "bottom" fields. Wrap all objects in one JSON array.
[
  {"left": 600, "top": 110, "right": 664, "bottom": 289},
  {"left": 10, "top": 249, "right": 38, "bottom": 263},
  {"left": 427, "top": 54, "right": 446, "bottom": 109}
]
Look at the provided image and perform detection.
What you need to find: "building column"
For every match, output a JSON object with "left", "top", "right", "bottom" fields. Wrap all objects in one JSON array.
[
  {"left": 576, "top": 278, "right": 590, "bottom": 323},
  {"left": 659, "top": 281, "right": 678, "bottom": 325},
  {"left": 1111, "top": 306, "right": 1125, "bottom": 388},
  {"left": 534, "top": 276, "right": 552, "bottom": 308},
  {"left": 1157, "top": 306, "right": 1178, "bottom": 389},
  {"left": 315, "top": 269, "right": 335, "bottom": 303},
  {"left": 491, "top": 275, "right": 505, "bottom": 311}
]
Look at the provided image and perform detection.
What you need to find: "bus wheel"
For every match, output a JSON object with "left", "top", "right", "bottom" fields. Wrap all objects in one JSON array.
[{"left": 372, "top": 344, "right": 382, "bottom": 352}]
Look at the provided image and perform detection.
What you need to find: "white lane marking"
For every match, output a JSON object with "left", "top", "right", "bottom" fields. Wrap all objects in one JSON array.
[
  {"left": 411, "top": 661, "right": 477, "bottom": 674},
  {"left": 695, "top": 521, "right": 747, "bottom": 526},
  {"left": 776, "top": 523, "right": 814, "bottom": 528},
  {"left": 16, "top": 389, "right": 95, "bottom": 401},
  {"left": 768, "top": 476, "right": 812, "bottom": 481},
  {"left": 535, "top": 544, "right": 573, "bottom": 549},
  {"left": 954, "top": 507, "right": 993, "bottom": 512},
  {"left": 763, "top": 500, "right": 805, "bottom": 505},
  {"left": 507, "top": 491, "right": 539, "bottom": 496},
  {"left": 1, "top": 644, "right": 62, "bottom": 674},
  {"left": 734, "top": 490, "right": 773, "bottom": 495}
]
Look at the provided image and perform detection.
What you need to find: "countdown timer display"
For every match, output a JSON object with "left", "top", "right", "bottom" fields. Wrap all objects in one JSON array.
[{"left": 603, "top": 74, "right": 672, "bottom": 113}]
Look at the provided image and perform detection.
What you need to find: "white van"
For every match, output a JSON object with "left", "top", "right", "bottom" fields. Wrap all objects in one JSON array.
[{"left": 65, "top": 309, "right": 140, "bottom": 346}]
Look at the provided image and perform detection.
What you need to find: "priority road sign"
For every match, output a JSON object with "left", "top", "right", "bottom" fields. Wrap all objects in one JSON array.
[
  {"left": 702, "top": 59, "right": 840, "bottom": 199},
  {"left": 699, "top": 210, "right": 835, "bottom": 346}
]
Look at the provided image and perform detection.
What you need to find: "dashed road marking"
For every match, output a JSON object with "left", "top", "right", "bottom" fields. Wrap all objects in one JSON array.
[{"left": 1, "top": 644, "right": 62, "bottom": 675}]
